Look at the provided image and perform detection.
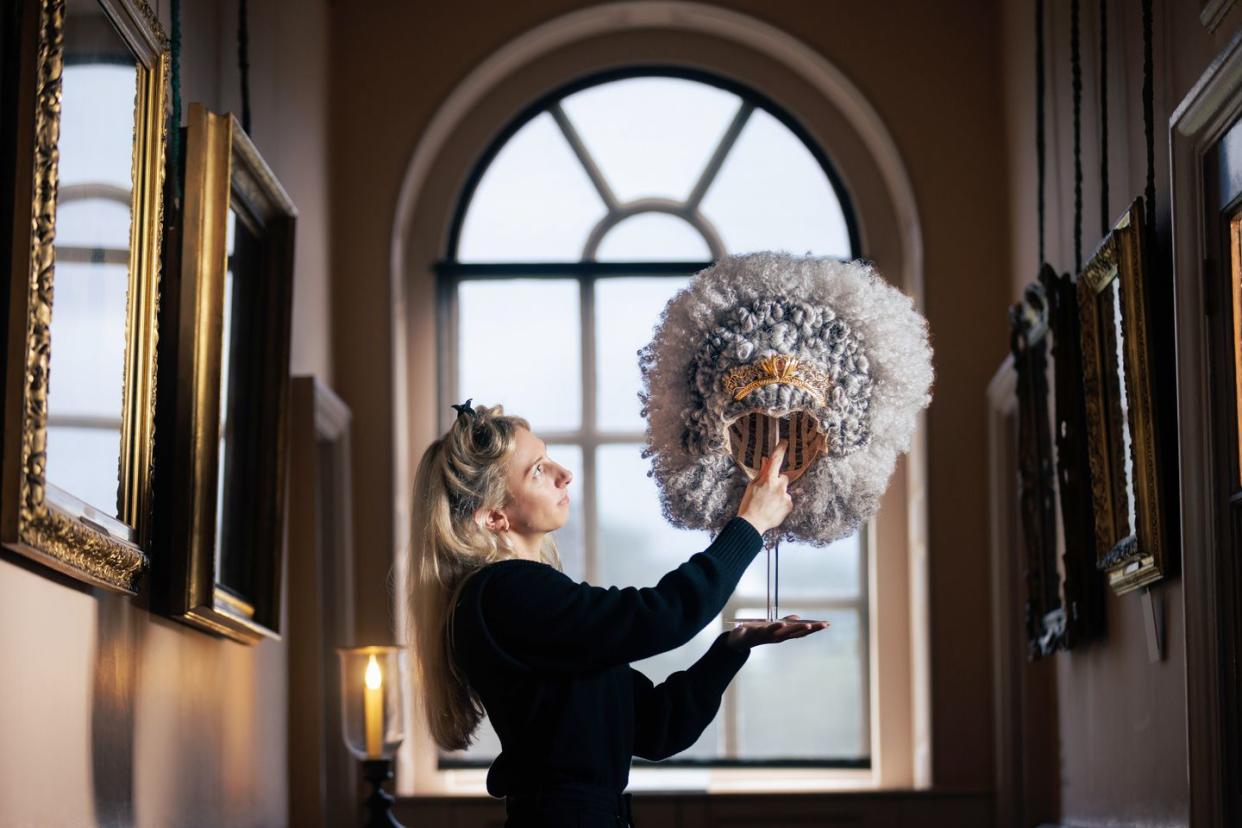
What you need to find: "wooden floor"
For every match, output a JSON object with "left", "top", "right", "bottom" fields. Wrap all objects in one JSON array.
[{"left": 394, "top": 789, "right": 993, "bottom": 827}]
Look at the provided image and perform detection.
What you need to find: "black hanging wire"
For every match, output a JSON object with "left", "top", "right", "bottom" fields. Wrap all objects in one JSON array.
[
  {"left": 238, "top": 0, "right": 252, "bottom": 133},
  {"left": 1098, "top": 0, "right": 1109, "bottom": 236},
  {"left": 1036, "top": 0, "right": 1046, "bottom": 269},
  {"left": 1071, "top": 0, "right": 1083, "bottom": 273},
  {"left": 168, "top": 0, "right": 182, "bottom": 203},
  {"left": 1142, "top": 0, "right": 1154, "bottom": 240}
]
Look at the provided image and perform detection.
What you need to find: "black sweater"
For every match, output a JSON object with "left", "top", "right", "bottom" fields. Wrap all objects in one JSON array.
[{"left": 450, "top": 515, "right": 764, "bottom": 797}]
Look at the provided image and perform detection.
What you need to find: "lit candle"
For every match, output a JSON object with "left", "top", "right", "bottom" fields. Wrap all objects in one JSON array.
[{"left": 364, "top": 654, "right": 384, "bottom": 758}]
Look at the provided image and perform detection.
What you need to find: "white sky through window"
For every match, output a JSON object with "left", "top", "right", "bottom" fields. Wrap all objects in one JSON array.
[
  {"left": 458, "top": 112, "right": 606, "bottom": 261},
  {"left": 700, "top": 108, "right": 851, "bottom": 257},
  {"left": 560, "top": 76, "right": 738, "bottom": 203}
]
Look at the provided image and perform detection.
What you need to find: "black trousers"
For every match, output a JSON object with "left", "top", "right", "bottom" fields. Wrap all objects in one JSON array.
[{"left": 503, "top": 782, "right": 634, "bottom": 827}]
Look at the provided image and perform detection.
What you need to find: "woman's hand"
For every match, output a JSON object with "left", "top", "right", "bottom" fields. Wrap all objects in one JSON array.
[
  {"left": 736, "top": 439, "right": 794, "bottom": 535},
  {"left": 726, "top": 615, "right": 830, "bottom": 652}
]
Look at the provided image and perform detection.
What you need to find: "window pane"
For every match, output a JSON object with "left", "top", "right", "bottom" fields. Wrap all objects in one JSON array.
[
  {"left": 458, "top": 112, "right": 607, "bottom": 261},
  {"left": 736, "top": 532, "right": 863, "bottom": 602},
  {"left": 448, "top": 712, "right": 503, "bottom": 764},
  {"left": 595, "top": 213, "right": 710, "bottom": 262},
  {"left": 595, "top": 443, "right": 714, "bottom": 591},
  {"left": 58, "top": 64, "right": 136, "bottom": 189},
  {"left": 548, "top": 444, "right": 585, "bottom": 580},
  {"left": 595, "top": 276, "right": 689, "bottom": 432},
  {"left": 44, "top": 426, "right": 121, "bottom": 517},
  {"left": 596, "top": 441, "right": 722, "bottom": 760},
  {"left": 560, "top": 77, "right": 740, "bottom": 203},
  {"left": 733, "top": 607, "right": 867, "bottom": 760},
  {"left": 630, "top": 622, "right": 725, "bottom": 761},
  {"left": 458, "top": 279, "right": 581, "bottom": 431},
  {"left": 701, "top": 108, "right": 851, "bottom": 257},
  {"left": 55, "top": 198, "right": 131, "bottom": 249}
]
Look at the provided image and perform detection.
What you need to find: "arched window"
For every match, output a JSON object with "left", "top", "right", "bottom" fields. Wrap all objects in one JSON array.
[{"left": 438, "top": 69, "right": 870, "bottom": 771}]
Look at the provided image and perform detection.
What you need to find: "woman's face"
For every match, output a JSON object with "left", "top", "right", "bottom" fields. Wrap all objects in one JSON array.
[{"left": 497, "top": 426, "right": 573, "bottom": 535}]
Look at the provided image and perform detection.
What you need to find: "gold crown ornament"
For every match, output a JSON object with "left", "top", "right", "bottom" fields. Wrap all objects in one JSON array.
[{"left": 720, "top": 354, "right": 831, "bottom": 408}]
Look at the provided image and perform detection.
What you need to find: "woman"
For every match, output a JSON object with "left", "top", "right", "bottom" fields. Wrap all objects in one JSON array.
[{"left": 408, "top": 400, "right": 828, "bottom": 827}]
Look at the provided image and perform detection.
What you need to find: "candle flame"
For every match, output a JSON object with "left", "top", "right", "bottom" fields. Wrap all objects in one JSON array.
[{"left": 365, "top": 654, "right": 383, "bottom": 690}]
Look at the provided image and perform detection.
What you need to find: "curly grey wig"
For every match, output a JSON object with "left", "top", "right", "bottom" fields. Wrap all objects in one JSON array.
[{"left": 638, "top": 251, "right": 934, "bottom": 547}]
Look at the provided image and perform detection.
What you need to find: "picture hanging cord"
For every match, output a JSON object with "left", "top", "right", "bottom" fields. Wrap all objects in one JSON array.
[
  {"left": 238, "top": 0, "right": 252, "bottom": 134},
  {"left": 1099, "top": 0, "right": 1108, "bottom": 237},
  {"left": 168, "top": 0, "right": 182, "bottom": 203},
  {"left": 1142, "top": 0, "right": 1154, "bottom": 240},
  {"left": 1036, "top": 0, "right": 1046, "bottom": 269},
  {"left": 1072, "top": 0, "right": 1083, "bottom": 273}
]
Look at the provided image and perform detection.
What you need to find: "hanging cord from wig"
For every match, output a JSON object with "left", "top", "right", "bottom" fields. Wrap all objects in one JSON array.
[
  {"left": 1142, "top": 0, "right": 1154, "bottom": 240},
  {"left": 1071, "top": 0, "right": 1083, "bottom": 273},
  {"left": 1036, "top": 0, "right": 1047, "bottom": 269},
  {"left": 1098, "top": 0, "right": 1109, "bottom": 236},
  {"left": 167, "top": 0, "right": 182, "bottom": 203},
  {"left": 238, "top": 0, "right": 252, "bottom": 133}
]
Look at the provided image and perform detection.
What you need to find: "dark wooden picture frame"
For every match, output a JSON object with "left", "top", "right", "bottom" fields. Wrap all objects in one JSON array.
[
  {"left": 1040, "top": 264, "right": 1106, "bottom": 646},
  {"left": 1009, "top": 280, "right": 1063, "bottom": 657}
]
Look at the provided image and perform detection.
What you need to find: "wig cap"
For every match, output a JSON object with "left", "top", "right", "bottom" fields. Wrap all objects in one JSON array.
[{"left": 638, "top": 251, "right": 933, "bottom": 547}]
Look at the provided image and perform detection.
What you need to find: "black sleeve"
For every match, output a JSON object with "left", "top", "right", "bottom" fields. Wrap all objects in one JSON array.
[
  {"left": 474, "top": 516, "right": 762, "bottom": 673},
  {"left": 631, "top": 631, "right": 749, "bottom": 761}
]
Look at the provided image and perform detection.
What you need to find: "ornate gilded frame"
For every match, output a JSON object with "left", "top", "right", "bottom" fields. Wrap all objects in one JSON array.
[
  {"left": 1077, "top": 198, "right": 1166, "bottom": 595},
  {"left": 153, "top": 103, "right": 295, "bottom": 643},
  {"left": 1, "top": 0, "right": 167, "bottom": 593}
]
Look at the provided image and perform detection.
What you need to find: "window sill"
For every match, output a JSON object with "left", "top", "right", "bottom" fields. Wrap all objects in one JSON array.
[{"left": 403, "top": 766, "right": 884, "bottom": 797}]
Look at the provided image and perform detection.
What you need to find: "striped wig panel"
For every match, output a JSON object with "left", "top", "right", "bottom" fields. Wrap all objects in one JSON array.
[{"left": 725, "top": 410, "right": 823, "bottom": 482}]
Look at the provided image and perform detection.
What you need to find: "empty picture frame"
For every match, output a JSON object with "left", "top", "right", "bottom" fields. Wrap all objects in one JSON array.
[
  {"left": 1077, "top": 198, "right": 1166, "bottom": 595},
  {"left": 1, "top": 0, "right": 167, "bottom": 592},
  {"left": 155, "top": 102, "right": 296, "bottom": 642}
]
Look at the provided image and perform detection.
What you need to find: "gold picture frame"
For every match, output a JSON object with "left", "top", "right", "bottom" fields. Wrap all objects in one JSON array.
[
  {"left": 153, "top": 102, "right": 296, "bottom": 643},
  {"left": 1078, "top": 198, "right": 1166, "bottom": 595},
  {"left": 1, "top": 0, "right": 167, "bottom": 593}
]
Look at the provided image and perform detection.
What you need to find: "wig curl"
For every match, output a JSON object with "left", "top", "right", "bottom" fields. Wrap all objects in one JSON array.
[{"left": 638, "top": 251, "right": 934, "bottom": 547}]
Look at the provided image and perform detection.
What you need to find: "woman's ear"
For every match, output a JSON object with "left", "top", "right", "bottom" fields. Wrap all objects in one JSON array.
[{"left": 475, "top": 505, "right": 509, "bottom": 534}]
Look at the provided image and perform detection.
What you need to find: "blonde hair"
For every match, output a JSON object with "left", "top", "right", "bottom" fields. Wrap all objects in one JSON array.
[{"left": 408, "top": 402, "right": 562, "bottom": 751}]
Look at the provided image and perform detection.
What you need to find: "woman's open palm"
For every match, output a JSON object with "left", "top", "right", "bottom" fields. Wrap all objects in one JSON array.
[{"left": 726, "top": 614, "right": 830, "bottom": 651}]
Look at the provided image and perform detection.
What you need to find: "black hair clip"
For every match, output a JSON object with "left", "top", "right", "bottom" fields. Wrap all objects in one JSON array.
[{"left": 451, "top": 398, "right": 477, "bottom": 419}]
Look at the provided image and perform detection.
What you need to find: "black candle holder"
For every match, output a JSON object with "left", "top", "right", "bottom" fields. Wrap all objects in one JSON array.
[{"left": 361, "top": 758, "right": 404, "bottom": 828}]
